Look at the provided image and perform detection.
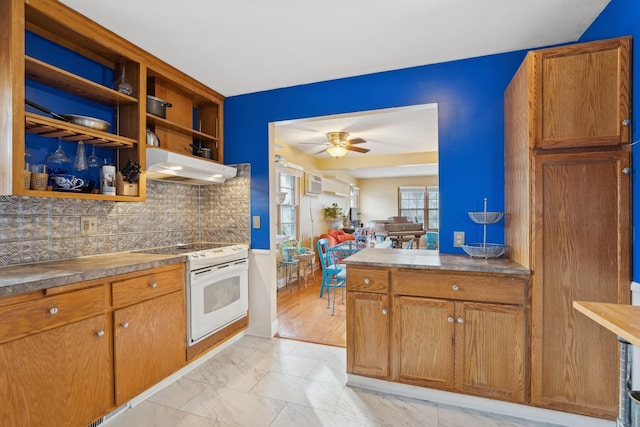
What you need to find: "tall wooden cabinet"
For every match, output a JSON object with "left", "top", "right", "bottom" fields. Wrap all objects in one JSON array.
[{"left": 504, "top": 36, "right": 631, "bottom": 419}]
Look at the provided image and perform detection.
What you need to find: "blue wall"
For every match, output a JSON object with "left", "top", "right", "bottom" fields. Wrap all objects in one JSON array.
[
  {"left": 224, "top": 0, "right": 635, "bottom": 271},
  {"left": 224, "top": 53, "right": 526, "bottom": 252}
]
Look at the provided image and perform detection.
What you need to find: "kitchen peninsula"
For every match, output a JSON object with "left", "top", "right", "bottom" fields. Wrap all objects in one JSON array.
[{"left": 343, "top": 248, "right": 530, "bottom": 403}]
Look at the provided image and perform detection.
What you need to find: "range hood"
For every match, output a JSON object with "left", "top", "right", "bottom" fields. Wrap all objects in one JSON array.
[{"left": 146, "top": 148, "right": 237, "bottom": 185}]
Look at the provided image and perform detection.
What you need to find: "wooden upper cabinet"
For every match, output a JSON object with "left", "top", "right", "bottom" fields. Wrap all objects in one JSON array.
[
  {"left": 527, "top": 37, "right": 631, "bottom": 150},
  {"left": 0, "top": 0, "right": 224, "bottom": 200}
]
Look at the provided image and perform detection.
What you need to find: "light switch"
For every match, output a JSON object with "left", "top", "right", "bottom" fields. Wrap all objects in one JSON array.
[
  {"left": 252, "top": 215, "right": 261, "bottom": 229},
  {"left": 453, "top": 231, "right": 465, "bottom": 247}
]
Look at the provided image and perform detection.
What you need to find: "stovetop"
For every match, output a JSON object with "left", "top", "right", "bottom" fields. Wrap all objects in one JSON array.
[
  {"left": 137, "top": 243, "right": 249, "bottom": 268},
  {"left": 138, "top": 243, "right": 232, "bottom": 255}
]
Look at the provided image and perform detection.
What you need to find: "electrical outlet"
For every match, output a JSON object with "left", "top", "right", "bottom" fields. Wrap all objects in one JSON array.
[
  {"left": 453, "top": 231, "right": 465, "bottom": 247},
  {"left": 81, "top": 216, "right": 97, "bottom": 236}
]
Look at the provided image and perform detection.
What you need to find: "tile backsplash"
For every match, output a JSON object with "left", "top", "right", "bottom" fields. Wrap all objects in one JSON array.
[{"left": 0, "top": 164, "right": 250, "bottom": 266}]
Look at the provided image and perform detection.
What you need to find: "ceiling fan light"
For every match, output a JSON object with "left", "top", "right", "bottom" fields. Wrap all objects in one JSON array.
[
  {"left": 326, "top": 145, "right": 348, "bottom": 158},
  {"left": 327, "top": 131, "right": 349, "bottom": 145}
]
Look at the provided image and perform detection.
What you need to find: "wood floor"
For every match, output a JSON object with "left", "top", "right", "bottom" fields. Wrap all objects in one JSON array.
[{"left": 276, "top": 268, "right": 346, "bottom": 348}]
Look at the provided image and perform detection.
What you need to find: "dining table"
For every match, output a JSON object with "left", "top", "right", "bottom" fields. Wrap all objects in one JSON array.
[{"left": 327, "top": 240, "right": 367, "bottom": 264}]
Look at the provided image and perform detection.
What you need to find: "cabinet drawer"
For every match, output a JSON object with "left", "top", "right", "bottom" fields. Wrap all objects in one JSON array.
[
  {"left": 112, "top": 265, "right": 185, "bottom": 307},
  {"left": 347, "top": 267, "right": 389, "bottom": 293},
  {"left": 0, "top": 285, "right": 106, "bottom": 344},
  {"left": 393, "top": 270, "right": 526, "bottom": 305}
]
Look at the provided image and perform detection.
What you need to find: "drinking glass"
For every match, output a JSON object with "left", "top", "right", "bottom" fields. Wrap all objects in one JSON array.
[
  {"left": 88, "top": 144, "right": 99, "bottom": 168},
  {"left": 47, "top": 138, "right": 70, "bottom": 163},
  {"left": 113, "top": 60, "right": 133, "bottom": 96},
  {"left": 73, "top": 141, "right": 88, "bottom": 171}
]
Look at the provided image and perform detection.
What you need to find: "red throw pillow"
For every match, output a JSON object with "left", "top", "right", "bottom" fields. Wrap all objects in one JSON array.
[
  {"left": 336, "top": 233, "right": 355, "bottom": 243},
  {"left": 327, "top": 229, "right": 341, "bottom": 238}
]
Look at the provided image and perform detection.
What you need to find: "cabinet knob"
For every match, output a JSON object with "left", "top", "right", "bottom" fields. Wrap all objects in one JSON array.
[
  {"left": 452, "top": 284, "right": 459, "bottom": 291},
  {"left": 457, "top": 317, "right": 464, "bottom": 323},
  {"left": 363, "top": 278, "right": 370, "bottom": 284},
  {"left": 382, "top": 309, "right": 388, "bottom": 315},
  {"left": 96, "top": 330, "right": 105, "bottom": 337},
  {"left": 150, "top": 282, "right": 158, "bottom": 288},
  {"left": 48, "top": 307, "right": 58, "bottom": 315},
  {"left": 623, "top": 167, "right": 631, "bottom": 175},
  {"left": 622, "top": 119, "right": 631, "bottom": 126},
  {"left": 447, "top": 317, "right": 454, "bottom": 323},
  {"left": 121, "top": 322, "right": 129, "bottom": 329}
]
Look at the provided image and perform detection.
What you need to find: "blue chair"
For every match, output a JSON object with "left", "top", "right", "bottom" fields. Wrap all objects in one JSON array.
[
  {"left": 426, "top": 231, "right": 438, "bottom": 250},
  {"left": 317, "top": 238, "right": 346, "bottom": 315}
]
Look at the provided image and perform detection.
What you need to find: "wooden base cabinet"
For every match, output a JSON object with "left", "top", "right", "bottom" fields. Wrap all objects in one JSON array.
[
  {"left": 455, "top": 301, "right": 526, "bottom": 402},
  {"left": 392, "top": 296, "right": 455, "bottom": 389},
  {"left": 529, "top": 151, "right": 629, "bottom": 417},
  {"left": 112, "top": 263, "right": 187, "bottom": 405},
  {"left": 346, "top": 291, "right": 390, "bottom": 378},
  {"left": 346, "top": 265, "right": 529, "bottom": 404},
  {"left": 0, "top": 262, "right": 187, "bottom": 426},
  {"left": 392, "top": 296, "right": 527, "bottom": 403},
  {"left": 114, "top": 290, "right": 186, "bottom": 405},
  {"left": 346, "top": 266, "right": 391, "bottom": 378},
  {"left": 0, "top": 314, "right": 113, "bottom": 427}
]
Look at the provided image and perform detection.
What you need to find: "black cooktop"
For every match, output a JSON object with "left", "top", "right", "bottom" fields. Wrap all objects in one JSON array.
[{"left": 136, "top": 243, "right": 229, "bottom": 255}]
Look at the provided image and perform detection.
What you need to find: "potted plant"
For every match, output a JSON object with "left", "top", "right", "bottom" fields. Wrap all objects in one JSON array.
[
  {"left": 278, "top": 238, "right": 298, "bottom": 262},
  {"left": 324, "top": 202, "right": 343, "bottom": 220}
]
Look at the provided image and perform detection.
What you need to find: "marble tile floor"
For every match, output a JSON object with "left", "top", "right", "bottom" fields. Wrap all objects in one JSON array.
[{"left": 107, "top": 336, "right": 566, "bottom": 427}]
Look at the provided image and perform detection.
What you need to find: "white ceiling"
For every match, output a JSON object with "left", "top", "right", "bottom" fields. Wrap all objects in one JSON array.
[
  {"left": 58, "top": 0, "right": 610, "bottom": 179},
  {"left": 275, "top": 104, "right": 439, "bottom": 178},
  {"left": 59, "top": 0, "right": 610, "bottom": 97}
]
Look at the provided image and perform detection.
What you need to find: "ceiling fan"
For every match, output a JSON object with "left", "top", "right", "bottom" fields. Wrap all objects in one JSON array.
[{"left": 306, "top": 131, "right": 370, "bottom": 158}]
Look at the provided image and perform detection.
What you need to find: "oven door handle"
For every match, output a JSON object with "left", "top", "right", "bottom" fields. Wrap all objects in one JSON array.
[{"left": 193, "top": 260, "right": 247, "bottom": 276}]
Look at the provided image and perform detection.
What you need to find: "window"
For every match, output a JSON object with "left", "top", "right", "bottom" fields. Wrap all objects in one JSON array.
[
  {"left": 277, "top": 173, "right": 299, "bottom": 238},
  {"left": 398, "top": 185, "right": 439, "bottom": 231},
  {"left": 349, "top": 186, "right": 360, "bottom": 226},
  {"left": 427, "top": 186, "right": 439, "bottom": 231}
]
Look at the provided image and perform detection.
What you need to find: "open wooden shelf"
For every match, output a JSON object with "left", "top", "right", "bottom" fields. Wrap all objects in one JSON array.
[
  {"left": 146, "top": 114, "right": 218, "bottom": 144},
  {"left": 25, "top": 56, "right": 138, "bottom": 107},
  {"left": 25, "top": 112, "right": 137, "bottom": 148}
]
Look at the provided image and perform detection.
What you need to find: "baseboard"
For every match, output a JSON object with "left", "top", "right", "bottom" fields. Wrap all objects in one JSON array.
[{"left": 347, "top": 375, "right": 615, "bottom": 427}]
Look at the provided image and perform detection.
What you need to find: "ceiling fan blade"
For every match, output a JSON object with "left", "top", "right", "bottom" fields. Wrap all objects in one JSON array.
[
  {"left": 313, "top": 148, "right": 328, "bottom": 155},
  {"left": 347, "top": 138, "right": 366, "bottom": 145},
  {"left": 347, "top": 146, "right": 370, "bottom": 153},
  {"left": 299, "top": 141, "right": 328, "bottom": 145}
]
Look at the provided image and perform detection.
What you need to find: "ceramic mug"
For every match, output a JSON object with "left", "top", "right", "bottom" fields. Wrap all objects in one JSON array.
[{"left": 52, "top": 174, "right": 84, "bottom": 190}]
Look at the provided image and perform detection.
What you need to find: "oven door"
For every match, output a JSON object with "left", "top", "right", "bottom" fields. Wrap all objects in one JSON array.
[{"left": 189, "top": 258, "right": 248, "bottom": 345}]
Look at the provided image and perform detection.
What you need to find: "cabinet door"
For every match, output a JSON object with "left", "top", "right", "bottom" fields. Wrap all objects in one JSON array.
[
  {"left": 0, "top": 315, "right": 113, "bottom": 427},
  {"left": 392, "top": 296, "right": 454, "bottom": 389},
  {"left": 346, "top": 291, "right": 390, "bottom": 378},
  {"left": 534, "top": 37, "right": 630, "bottom": 150},
  {"left": 455, "top": 302, "right": 527, "bottom": 403},
  {"left": 531, "top": 150, "right": 630, "bottom": 417},
  {"left": 114, "top": 290, "right": 186, "bottom": 405}
]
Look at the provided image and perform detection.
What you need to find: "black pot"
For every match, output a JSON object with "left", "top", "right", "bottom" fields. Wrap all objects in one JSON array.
[{"left": 146, "top": 95, "right": 172, "bottom": 118}]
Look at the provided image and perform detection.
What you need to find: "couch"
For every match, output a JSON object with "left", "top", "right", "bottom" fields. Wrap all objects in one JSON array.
[{"left": 318, "top": 229, "right": 355, "bottom": 247}]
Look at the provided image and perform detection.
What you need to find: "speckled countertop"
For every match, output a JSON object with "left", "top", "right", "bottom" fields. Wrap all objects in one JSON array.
[
  {"left": 343, "top": 248, "right": 529, "bottom": 275},
  {"left": 0, "top": 253, "right": 187, "bottom": 297}
]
